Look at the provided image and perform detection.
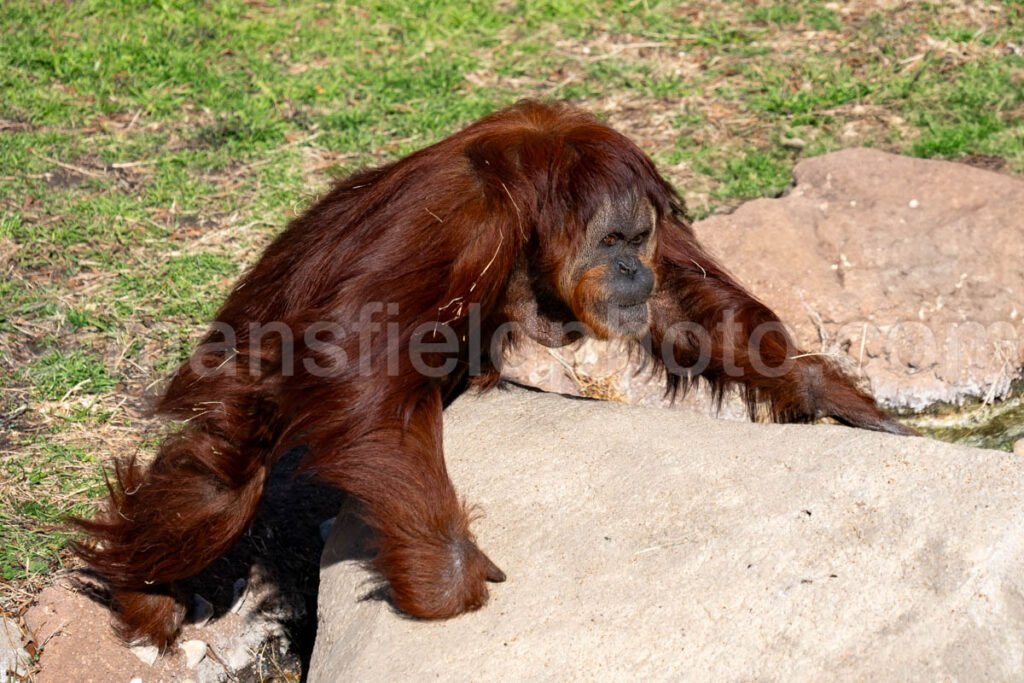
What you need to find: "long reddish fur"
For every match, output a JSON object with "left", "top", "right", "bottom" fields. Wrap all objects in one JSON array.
[{"left": 73, "top": 100, "right": 904, "bottom": 647}]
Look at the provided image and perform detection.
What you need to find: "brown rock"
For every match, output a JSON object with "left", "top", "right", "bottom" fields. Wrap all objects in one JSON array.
[
  {"left": 24, "top": 570, "right": 290, "bottom": 683},
  {"left": 504, "top": 150, "right": 1024, "bottom": 412}
]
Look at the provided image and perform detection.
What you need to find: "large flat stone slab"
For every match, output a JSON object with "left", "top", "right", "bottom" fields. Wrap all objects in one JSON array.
[{"left": 311, "top": 387, "right": 1024, "bottom": 681}]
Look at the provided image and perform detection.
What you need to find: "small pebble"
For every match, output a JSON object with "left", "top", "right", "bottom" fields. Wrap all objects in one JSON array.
[
  {"left": 909, "top": 199, "right": 920, "bottom": 208},
  {"left": 179, "top": 639, "right": 208, "bottom": 669},
  {"left": 1014, "top": 438, "right": 1024, "bottom": 456},
  {"left": 225, "top": 642, "right": 253, "bottom": 671},
  {"left": 130, "top": 644, "right": 159, "bottom": 666}
]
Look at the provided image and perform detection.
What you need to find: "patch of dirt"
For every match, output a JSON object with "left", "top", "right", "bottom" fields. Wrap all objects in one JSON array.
[
  {"left": 43, "top": 169, "right": 87, "bottom": 190},
  {"left": 0, "top": 238, "right": 16, "bottom": 267},
  {"left": 0, "top": 117, "right": 33, "bottom": 132},
  {"left": 959, "top": 153, "right": 1009, "bottom": 172}
]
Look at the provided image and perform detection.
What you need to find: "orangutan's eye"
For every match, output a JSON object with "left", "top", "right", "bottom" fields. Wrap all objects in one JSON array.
[{"left": 601, "top": 233, "right": 622, "bottom": 247}]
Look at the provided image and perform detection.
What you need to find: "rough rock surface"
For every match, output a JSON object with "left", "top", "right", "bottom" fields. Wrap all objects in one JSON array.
[
  {"left": 504, "top": 149, "right": 1024, "bottom": 412},
  {"left": 0, "top": 617, "right": 30, "bottom": 682},
  {"left": 311, "top": 387, "right": 1024, "bottom": 681},
  {"left": 23, "top": 570, "right": 293, "bottom": 683}
]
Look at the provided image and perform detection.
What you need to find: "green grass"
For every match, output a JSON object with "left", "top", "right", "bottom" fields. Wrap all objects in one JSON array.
[
  {"left": 752, "top": 62, "right": 874, "bottom": 123},
  {"left": 1, "top": 441, "right": 105, "bottom": 583},
  {"left": 25, "top": 350, "right": 116, "bottom": 401},
  {"left": 738, "top": 0, "right": 844, "bottom": 30},
  {"left": 1, "top": 0, "right": 1023, "bottom": 616},
  {"left": 114, "top": 252, "right": 240, "bottom": 319},
  {"left": 910, "top": 60, "right": 1024, "bottom": 158},
  {"left": 707, "top": 150, "right": 792, "bottom": 200}
]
